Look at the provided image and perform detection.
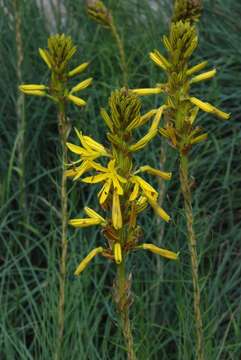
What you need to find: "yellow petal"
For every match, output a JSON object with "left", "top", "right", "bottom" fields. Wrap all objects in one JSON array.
[
  {"left": 38, "top": 48, "right": 52, "bottom": 69},
  {"left": 19, "top": 84, "right": 47, "bottom": 91},
  {"left": 68, "top": 62, "right": 89, "bottom": 77},
  {"left": 138, "top": 109, "right": 158, "bottom": 127},
  {"left": 82, "top": 135, "right": 107, "bottom": 154},
  {"left": 73, "top": 161, "right": 93, "bottom": 180},
  {"left": 190, "top": 69, "right": 216, "bottom": 84},
  {"left": 149, "top": 50, "right": 170, "bottom": 70},
  {"left": 129, "top": 129, "right": 157, "bottom": 152},
  {"left": 186, "top": 61, "right": 208, "bottom": 76},
  {"left": 82, "top": 173, "right": 109, "bottom": 183},
  {"left": 190, "top": 97, "right": 230, "bottom": 120},
  {"left": 112, "top": 191, "right": 122, "bottom": 230},
  {"left": 66, "top": 142, "right": 84, "bottom": 155},
  {"left": 100, "top": 108, "right": 114, "bottom": 131},
  {"left": 132, "top": 88, "right": 162, "bottom": 96},
  {"left": 114, "top": 243, "right": 122, "bottom": 264},
  {"left": 138, "top": 243, "right": 178, "bottom": 260},
  {"left": 132, "top": 176, "right": 158, "bottom": 196},
  {"left": 74, "top": 247, "right": 103, "bottom": 276},
  {"left": 147, "top": 196, "right": 170, "bottom": 222},
  {"left": 138, "top": 165, "right": 172, "bottom": 180},
  {"left": 70, "top": 77, "right": 93, "bottom": 93},
  {"left": 68, "top": 94, "right": 86, "bottom": 107},
  {"left": 98, "top": 178, "right": 112, "bottom": 204},
  {"left": 150, "top": 106, "right": 165, "bottom": 131},
  {"left": 190, "top": 133, "right": 208, "bottom": 145},
  {"left": 129, "top": 182, "right": 140, "bottom": 201},
  {"left": 84, "top": 207, "right": 106, "bottom": 224},
  {"left": 69, "top": 218, "right": 101, "bottom": 228}
]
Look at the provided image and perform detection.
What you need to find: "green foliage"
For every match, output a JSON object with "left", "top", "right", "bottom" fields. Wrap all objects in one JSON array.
[{"left": 0, "top": 0, "right": 240, "bottom": 359}]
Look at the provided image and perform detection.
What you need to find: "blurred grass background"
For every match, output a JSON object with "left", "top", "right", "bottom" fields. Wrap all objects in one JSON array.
[{"left": 0, "top": 0, "right": 241, "bottom": 359}]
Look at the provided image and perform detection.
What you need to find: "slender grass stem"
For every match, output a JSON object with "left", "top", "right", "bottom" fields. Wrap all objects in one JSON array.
[
  {"left": 110, "top": 21, "right": 128, "bottom": 86},
  {"left": 13, "top": 0, "right": 26, "bottom": 214},
  {"left": 179, "top": 153, "right": 205, "bottom": 360},
  {"left": 55, "top": 103, "right": 69, "bottom": 360},
  {"left": 116, "top": 260, "right": 136, "bottom": 360}
]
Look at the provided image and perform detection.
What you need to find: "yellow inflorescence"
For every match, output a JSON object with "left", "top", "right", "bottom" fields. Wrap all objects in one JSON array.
[
  {"left": 132, "top": 8, "right": 230, "bottom": 154},
  {"left": 19, "top": 34, "right": 92, "bottom": 109},
  {"left": 67, "top": 89, "right": 178, "bottom": 274}
]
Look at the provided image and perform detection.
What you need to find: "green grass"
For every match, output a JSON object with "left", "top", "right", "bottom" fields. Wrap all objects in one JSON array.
[{"left": 0, "top": 0, "right": 241, "bottom": 359}]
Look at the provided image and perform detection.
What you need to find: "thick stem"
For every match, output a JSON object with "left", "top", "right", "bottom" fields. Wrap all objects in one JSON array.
[
  {"left": 179, "top": 153, "right": 205, "bottom": 360},
  {"left": 55, "top": 105, "right": 69, "bottom": 360},
  {"left": 110, "top": 21, "right": 128, "bottom": 87},
  {"left": 116, "top": 260, "right": 136, "bottom": 360}
]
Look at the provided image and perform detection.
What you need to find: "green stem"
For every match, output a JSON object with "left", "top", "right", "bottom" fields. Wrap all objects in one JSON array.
[
  {"left": 55, "top": 104, "right": 69, "bottom": 360},
  {"left": 116, "top": 260, "right": 136, "bottom": 360},
  {"left": 13, "top": 0, "right": 26, "bottom": 214},
  {"left": 110, "top": 20, "right": 128, "bottom": 87},
  {"left": 179, "top": 153, "right": 205, "bottom": 360}
]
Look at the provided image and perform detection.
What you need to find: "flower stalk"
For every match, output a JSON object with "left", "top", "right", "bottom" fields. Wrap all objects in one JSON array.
[
  {"left": 19, "top": 34, "right": 92, "bottom": 359},
  {"left": 67, "top": 89, "right": 178, "bottom": 359},
  {"left": 13, "top": 0, "right": 26, "bottom": 215},
  {"left": 179, "top": 153, "right": 204, "bottom": 360},
  {"left": 86, "top": 0, "right": 128, "bottom": 85},
  {"left": 132, "top": 1, "right": 230, "bottom": 358}
]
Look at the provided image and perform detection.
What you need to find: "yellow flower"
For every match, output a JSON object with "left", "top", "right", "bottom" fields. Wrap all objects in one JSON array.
[
  {"left": 114, "top": 243, "right": 122, "bottom": 264},
  {"left": 137, "top": 243, "right": 178, "bottom": 260},
  {"left": 67, "top": 94, "right": 86, "bottom": 107},
  {"left": 132, "top": 88, "right": 163, "bottom": 96},
  {"left": 149, "top": 50, "right": 170, "bottom": 70},
  {"left": 69, "top": 218, "right": 101, "bottom": 228},
  {"left": 19, "top": 84, "right": 47, "bottom": 96},
  {"left": 112, "top": 190, "right": 122, "bottom": 230},
  {"left": 74, "top": 247, "right": 104, "bottom": 275},
  {"left": 190, "top": 97, "right": 230, "bottom": 120},
  {"left": 129, "top": 175, "right": 170, "bottom": 222},
  {"left": 39, "top": 48, "right": 52, "bottom": 69},
  {"left": 70, "top": 78, "right": 93, "bottom": 94},
  {"left": 68, "top": 62, "right": 89, "bottom": 77},
  {"left": 137, "top": 165, "right": 172, "bottom": 181},
  {"left": 82, "top": 159, "right": 127, "bottom": 203},
  {"left": 190, "top": 69, "right": 216, "bottom": 84},
  {"left": 186, "top": 61, "right": 208, "bottom": 76},
  {"left": 66, "top": 129, "right": 110, "bottom": 180},
  {"left": 69, "top": 207, "right": 107, "bottom": 228},
  {"left": 129, "top": 129, "right": 157, "bottom": 152}
]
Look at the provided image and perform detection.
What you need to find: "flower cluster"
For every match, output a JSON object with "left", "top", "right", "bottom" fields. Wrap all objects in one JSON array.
[
  {"left": 67, "top": 89, "right": 178, "bottom": 275},
  {"left": 19, "top": 34, "right": 92, "bottom": 108},
  {"left": 86, "top": 0, "right": 112, "bottom": 28},
  {"left": 133, "top": 11, "right": 230, "bottom": 154}
]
